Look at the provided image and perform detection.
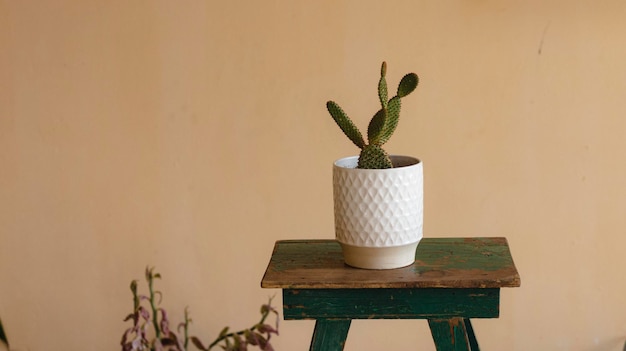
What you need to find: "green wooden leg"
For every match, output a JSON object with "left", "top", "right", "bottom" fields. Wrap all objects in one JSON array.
[
  {"left": 463, "top": 319, "right": 480, "bottom": 351},
  {"left": 310, "top": 319, "right": 351, "bottom": 351},
  {"left": 428, "top": 318, "right": 471, "bottom": 351}
]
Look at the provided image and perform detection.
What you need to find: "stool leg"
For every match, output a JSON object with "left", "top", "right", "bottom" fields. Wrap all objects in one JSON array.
[
  {"left": 463, "top": 319, "right": 480, "bottom": 351},
  {"left": 309, "top": 319, "right": 351, "bottom": 351},
  {"left": 428, "top": 318, "right": 472, "bottom": 351}
]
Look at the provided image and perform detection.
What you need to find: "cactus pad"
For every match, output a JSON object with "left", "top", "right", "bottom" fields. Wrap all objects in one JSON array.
[
  {"left": 358, "top": 145, "right": 393, "bottom": 169},
  {"left": 327, "top": 62, "right": 419, "bottom": 169}
]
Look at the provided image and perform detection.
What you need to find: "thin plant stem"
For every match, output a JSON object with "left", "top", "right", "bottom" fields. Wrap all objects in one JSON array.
[
  {"left": 207, "top": 300, "right": 274, "bottom": 350},
  {"left": 183, "top": 308, "right": 191, "bottom": 350},
  {"left": 147, "top": 270, "right": 161, "bottom": 339}
]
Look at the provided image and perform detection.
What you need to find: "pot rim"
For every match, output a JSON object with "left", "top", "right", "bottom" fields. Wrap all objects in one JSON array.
[{"left": 334, "top": 155, "right": 421, "bottom": 171}]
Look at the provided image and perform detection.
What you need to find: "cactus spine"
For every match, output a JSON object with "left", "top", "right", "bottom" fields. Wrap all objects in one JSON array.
[{"left": 327, "top": 62, "right": 419, "bottom": 169}]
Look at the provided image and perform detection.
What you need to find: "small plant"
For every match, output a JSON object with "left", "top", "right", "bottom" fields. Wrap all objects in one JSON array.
[
  {"left": 121, "top": 267, "right": 279, "bottom": 351},
  {"left": 0, "top": 317, "right": 8, "bottom": 349},
  {"left": 326, "top": 61, "right": 419, "bottom": 169}
]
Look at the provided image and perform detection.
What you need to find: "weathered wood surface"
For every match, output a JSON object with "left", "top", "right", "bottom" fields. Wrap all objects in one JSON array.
[
  {"left": 428, "top": 318, "right": 474, "bottom": 351},
  {"left": 309, "top": 319, "right": 351, "bottom": 351},
  {"left": 261, "top": 238, "right": 521, "bottom": 289},
  {"left": 282, "top": 288, "right": 500, "bottom": 320}
]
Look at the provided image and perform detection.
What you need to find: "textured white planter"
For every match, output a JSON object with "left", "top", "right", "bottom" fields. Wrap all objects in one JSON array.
[{"left": 333, "top": 155, "right": 423, "bottom": 269}]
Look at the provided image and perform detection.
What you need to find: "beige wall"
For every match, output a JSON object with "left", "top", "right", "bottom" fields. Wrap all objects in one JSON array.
[{"left": 1, "top": 1, "right": 626, "bottom": 350}]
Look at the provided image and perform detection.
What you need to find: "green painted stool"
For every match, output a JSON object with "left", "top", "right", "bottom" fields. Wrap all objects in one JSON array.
[{"left": 261, "top": 237, "right": 520, "bottom": 351}]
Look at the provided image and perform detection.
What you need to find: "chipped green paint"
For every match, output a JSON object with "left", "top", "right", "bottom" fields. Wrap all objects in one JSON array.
[
  {"left": 310, "top": 319, "right": 351, "bottom": 351},
  {"left": 282, "top": 288, "right": 500, "bottom": 320},
  {"left": 428, "top": 318, "right": 473, "bottom": 351}
]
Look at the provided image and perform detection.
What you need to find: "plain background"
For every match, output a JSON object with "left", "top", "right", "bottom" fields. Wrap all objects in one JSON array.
[{"left": 1, "top": 1, "right": 626, "bottom": 350}]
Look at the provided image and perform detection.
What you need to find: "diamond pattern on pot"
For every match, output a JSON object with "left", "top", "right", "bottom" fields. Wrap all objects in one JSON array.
[{"left": 333, "top": 162, "right": 423, "bottom": 247}]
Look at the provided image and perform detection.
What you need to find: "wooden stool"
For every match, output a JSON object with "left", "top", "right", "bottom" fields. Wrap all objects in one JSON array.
[{"left": 261, "top": 237, "right": 520, "bottom": 351}]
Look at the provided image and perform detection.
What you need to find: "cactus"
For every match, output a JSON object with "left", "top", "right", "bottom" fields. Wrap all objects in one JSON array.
[{"left": 327, "top": 62, "right": 419, "bottom": 169}]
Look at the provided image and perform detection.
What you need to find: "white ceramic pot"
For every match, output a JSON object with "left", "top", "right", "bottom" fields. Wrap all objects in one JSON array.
[{"left": 333, "top": 155, "right": 423, "bottom": 269}]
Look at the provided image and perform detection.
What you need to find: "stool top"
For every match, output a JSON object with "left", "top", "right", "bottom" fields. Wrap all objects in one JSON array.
[{"left": 261, "top": 238, "right": 521, "bottom": 289}]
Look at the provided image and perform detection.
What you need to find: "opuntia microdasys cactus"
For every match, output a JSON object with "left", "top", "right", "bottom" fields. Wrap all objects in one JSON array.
[{"left": 327, "top": 62, "right": 419, "bottom": 169}]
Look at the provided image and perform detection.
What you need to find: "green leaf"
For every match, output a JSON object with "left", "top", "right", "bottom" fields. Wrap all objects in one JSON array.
[
  {"left": 219, "top": 326, "right": 230, "bottom": 338},
  {"left": 224, "top": 335, "right": 231, "bottom": 348},
  {"left": 233, "top": 334, "right": 242, "bottom": 348},
  {"left": 397, "top": 72, "right": 418, "bottom": 98},
  {"left": 191, "top": 336, "right": 208, "bottom": 350},
  {"left": 326, "top": 101, "right": 366, "bottom": 149},
  {"left": 130, "top": 280, "right": 138, "bottom": 294},
  {"left": 0, "top": 317, "right": 8, "bottom": 347}
]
